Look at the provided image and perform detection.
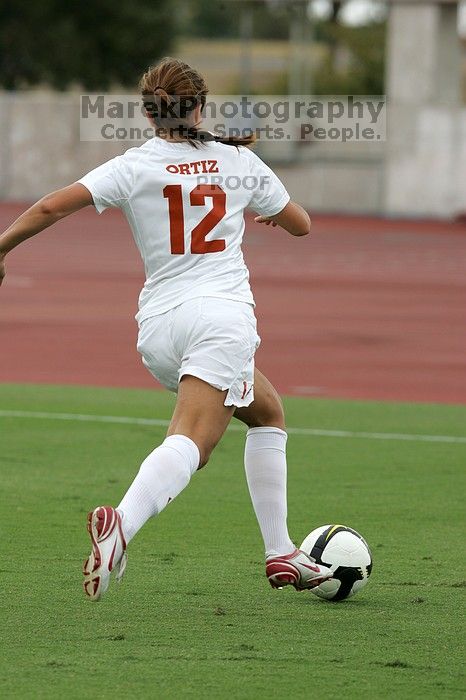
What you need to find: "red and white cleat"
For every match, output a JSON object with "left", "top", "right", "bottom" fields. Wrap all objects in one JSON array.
[
  {"left": 266, "top": 548, "right": 333, "bottom": 591},
  {"left": 83, "top": 506, "right": 127, "bottom": 601}
]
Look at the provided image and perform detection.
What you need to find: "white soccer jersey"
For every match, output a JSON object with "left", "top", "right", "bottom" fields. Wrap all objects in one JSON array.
[{"left": 78, "top": 137, "right": 290, "bottom": 322}]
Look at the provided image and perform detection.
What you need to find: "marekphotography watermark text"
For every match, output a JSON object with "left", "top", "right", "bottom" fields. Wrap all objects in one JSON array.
[{"left": 80, "top": 94, "right": 386, "bottom": 143}]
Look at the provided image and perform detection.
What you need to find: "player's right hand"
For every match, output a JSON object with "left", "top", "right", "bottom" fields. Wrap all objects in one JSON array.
[
  {"left": 0, "top": 254, "right": 6, "bottom": 286},
  {"left": 254, "top": 215, "right": 277, "bottom": 227}
]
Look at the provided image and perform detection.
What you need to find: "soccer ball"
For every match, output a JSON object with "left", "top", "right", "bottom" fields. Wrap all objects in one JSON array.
[{"left": 300, "top": 524, "right": 372, "bottom": 601}]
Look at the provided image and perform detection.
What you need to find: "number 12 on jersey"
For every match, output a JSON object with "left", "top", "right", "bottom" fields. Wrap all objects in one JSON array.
[{"left": 163, "top": 184, "right": 227, "bottom": 254}]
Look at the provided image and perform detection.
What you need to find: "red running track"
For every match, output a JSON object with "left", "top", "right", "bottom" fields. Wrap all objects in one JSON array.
[{"left": 1, "top": 203, "right": 465, "bottom": 404}]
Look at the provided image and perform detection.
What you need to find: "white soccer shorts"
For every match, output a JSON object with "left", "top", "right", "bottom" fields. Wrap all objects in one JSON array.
[{"left": 137, "top": 297, "right": 261, "bottom": 408}]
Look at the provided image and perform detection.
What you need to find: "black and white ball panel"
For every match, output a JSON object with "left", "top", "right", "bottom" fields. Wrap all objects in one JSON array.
[{"left": 300, "top": 524, "right": 372, "bottom": 601}]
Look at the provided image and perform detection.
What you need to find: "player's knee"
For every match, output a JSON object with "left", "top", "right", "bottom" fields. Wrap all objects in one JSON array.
[
  {"left": 256, "top": 410, "right": 285, "bottom": 431},
  {"left": 197, "top": 442, "right": 215, "bottom": 470},
  {"left": 249, "top": 393, "right": 285, "bottom": 430}
]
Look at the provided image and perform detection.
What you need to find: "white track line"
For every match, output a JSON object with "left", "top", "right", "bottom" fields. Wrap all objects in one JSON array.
[{"left": 0, "top": 409, "right": 465, "bottom": 444}]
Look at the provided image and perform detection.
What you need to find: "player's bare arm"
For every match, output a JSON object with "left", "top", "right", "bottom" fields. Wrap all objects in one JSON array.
[
  {"left": 254, "top": 201, "right": 311, "bottom": 237},
  {"left": 0, "top": 183, "right": 92, "bottom": 285}
]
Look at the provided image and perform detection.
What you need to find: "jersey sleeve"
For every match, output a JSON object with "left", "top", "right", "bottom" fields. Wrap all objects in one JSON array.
[
  {"left": 245, "top": 149, "right": 290, "bottom": 217},
  {"left": 78, "top": 154, "right": 134, "bottom": 214}
]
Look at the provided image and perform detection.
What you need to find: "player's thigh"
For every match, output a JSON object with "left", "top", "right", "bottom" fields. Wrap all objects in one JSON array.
[
  {"left": 234, "top": 368, "right": 285, "bottom": 430},
  {"left": 167, "top": 374, "right": 235, "bottom": 467},
  {"left": 137, "top": 312, "right": 179, "bottom": 392},
  {"left": 177, "top": 298, "right": 260, "bottom": 408}
]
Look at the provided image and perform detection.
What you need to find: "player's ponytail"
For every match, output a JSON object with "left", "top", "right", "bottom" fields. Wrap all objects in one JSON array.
[
  {"left": 140, "top": 57, "right": 255, "bottom": 149},
  {"left": 173, "top": 126, "right": 256, "bottom": 148},
  {"left": 191, "top": 129, "right": 257, "bottom": 148}
]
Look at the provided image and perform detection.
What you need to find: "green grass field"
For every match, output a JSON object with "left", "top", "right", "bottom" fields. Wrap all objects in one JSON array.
[{"left": 1, "top": 383, "right": 465, "bottom": 699}]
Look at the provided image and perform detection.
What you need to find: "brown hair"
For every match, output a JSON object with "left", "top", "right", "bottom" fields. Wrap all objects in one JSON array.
[{"left": 139, "top": 57, "right": 255, "bottom": 148}]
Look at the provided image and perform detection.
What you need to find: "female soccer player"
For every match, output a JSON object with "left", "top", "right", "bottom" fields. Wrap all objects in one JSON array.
[{"left": 0, "top": 58, "right": 332, "bottom": 600}]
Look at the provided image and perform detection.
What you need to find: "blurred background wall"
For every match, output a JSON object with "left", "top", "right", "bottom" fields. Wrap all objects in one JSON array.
[{"left": 0, "top": 0, "right": 465, "bottom": 217}]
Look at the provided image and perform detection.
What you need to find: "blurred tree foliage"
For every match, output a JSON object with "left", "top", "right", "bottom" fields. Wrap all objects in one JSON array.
[
  {"left": 0, "top": 0, "right": 385, "bottom": 95},
  {"left": 0, "top": 0, "right": 174, "bottom": 89},
  {"left": 185, "top": 0, "right": 239, "bottom": 38},
  {"left": 183, "top": 0, "right": 289, "bottom": 40},
  {"left": 312, "top": 20, "right": 386, "bottom": 95},
  {"left": 184, "top": 1, "right": 385, "bottom": 95}
]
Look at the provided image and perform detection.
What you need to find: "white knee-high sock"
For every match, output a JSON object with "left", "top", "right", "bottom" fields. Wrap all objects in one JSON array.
[
  {"left": 117, "top": 434, "right": 200, "bottom": 543},
  {"left": 244, "top": 427, "right": 295, "bottom": 558}
]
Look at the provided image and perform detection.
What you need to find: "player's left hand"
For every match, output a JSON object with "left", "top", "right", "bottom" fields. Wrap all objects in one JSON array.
[{"left": 254, "top": 215, "right": 277, "bottom": 227}]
